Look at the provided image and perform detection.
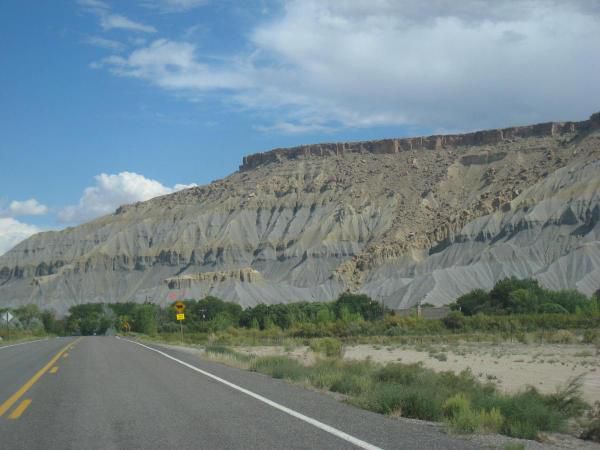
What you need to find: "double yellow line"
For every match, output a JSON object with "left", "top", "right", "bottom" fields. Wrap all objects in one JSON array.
[{"left": 0, "top": 338, "right": 81, "bottom": 419}]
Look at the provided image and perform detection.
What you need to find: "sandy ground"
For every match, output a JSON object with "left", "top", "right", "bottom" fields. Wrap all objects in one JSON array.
[
  {"left": 155, "top": 340, "right": 600, "bottom": 449},
  {"left": 236, "top": 342, "right": 600, "bottom": 403}
]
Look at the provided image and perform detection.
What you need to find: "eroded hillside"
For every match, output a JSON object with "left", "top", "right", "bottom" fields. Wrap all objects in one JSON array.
[{"left": 1, "top": 113, "right": 599, "bottom": 313}]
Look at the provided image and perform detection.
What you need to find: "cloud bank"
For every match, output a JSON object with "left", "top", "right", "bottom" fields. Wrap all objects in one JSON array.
[
  {"left": 58, "top": 171, "right": 197, "bottom": 223},
  {"left": 93, "top": 0, "right": 600, "bottom": 132},
  {"left": 8, "top": 199, "right": 48, "bottom": 216},
  {"left": 0, "top": 218, "right": 42, "bottom": 256}
]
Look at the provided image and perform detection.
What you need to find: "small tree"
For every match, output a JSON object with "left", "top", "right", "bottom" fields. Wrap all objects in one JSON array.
[{"left": 443, "top": 311, "right": 466, "bottom": 331}]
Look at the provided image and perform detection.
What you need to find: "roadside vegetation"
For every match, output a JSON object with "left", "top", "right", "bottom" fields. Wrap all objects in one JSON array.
[
  {"left": 0, "top": 304, "right": 63, "bottom": 343},
  {"left": 2, "top": 278, "right": 600, "bottom": 345},
  {"left": 200, "top": 344, "right": 593, "bottom": 441},
  {"left": 2, "top": 277, "right": 599, "bottom": 442}
]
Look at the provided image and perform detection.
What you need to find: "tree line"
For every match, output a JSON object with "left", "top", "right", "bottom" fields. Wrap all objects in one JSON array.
[{"left": 2, "top": 278, "right": 599, "bottom": 338}]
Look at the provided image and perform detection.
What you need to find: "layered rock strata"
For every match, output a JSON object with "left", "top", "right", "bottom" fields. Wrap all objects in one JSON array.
[{"left": 1, "top": 113, "right": 599, "bottom": 313}]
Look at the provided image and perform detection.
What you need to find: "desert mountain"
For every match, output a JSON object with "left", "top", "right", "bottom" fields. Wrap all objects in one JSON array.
[{"left": 1, "top": 113, "right": 599, "bottom": 314}]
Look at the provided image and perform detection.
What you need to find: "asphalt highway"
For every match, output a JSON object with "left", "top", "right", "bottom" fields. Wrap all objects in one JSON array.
[{"left": 0, "top": 337, "right": 483, "bottom": 449}]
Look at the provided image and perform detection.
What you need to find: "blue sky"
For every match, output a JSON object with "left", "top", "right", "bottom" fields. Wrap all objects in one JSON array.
[{"left": 1, "top": 0, "right": 599, "bottom": 254}]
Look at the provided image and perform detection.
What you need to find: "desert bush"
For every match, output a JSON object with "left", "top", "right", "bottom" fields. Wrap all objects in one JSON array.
[
  {"left": 203, "top": 345, "right": 253, "bottom": 365},
  {"left": 443, "top": 393, "right": 471, "bottom": 420},
  {"left": 583, "top": 329, "right": 600, "bottom": 345},
  {"left": 250, "top": 356, "right": 306, "bottom": 380},
  {"left": 431, "top": 352, "right": 448, "bottom": 361},
  {"left": 373, "top": 362, "right": 427, "bottom": 384},
  {"left": 305, "top": 359, "right": 344, "bottom": 389},
  {"left": 330, "top": 374, "right": 371, "bottom": 395},
  {"left": 545, "top": 376, "right": 588, "bottom": 417},
  {"left": 452, "top": 289, "right": 491, "bottom": 315},
  {"left": 443, "top": 311, "right": 466, "bottom": 330},
  {"left": 203, "top": 348, "right": 588, "bottom": 440},
  {"left": 443, "top": 394, "right": 504, "bottom": 434},
  {"left": 581, "top": 401, "right": 600, "bottom": 442},
  {"left": 479, "top": 408, "right": 504, "bottom": 433},
  {"left": 359, "top": 383, "right": 443, "bottom": 420},
  {"left": 547, "top": 330, "right": 577, "bottom": 344},
  {"left": 538, "top": 303, "right": 569, "bottom": 314},
  {"left": 309, "top": 337, "right": 344, "bottom": 358},
  {"left": 489, "top": 388, "right": 566, "bottom": 439}
]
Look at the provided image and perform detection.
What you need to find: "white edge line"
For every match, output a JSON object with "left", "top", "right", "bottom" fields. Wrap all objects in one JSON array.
[
  {"left": 123, "top": 338, "right": 382, "bottom": 450},
  {"left": 0, "top": 338, "right": 48, "bottom": 351}
]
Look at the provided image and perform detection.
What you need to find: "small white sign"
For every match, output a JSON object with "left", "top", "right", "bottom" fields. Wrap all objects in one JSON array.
[{"left": 2, "top": 311, "right": 14, "bottom": 322}]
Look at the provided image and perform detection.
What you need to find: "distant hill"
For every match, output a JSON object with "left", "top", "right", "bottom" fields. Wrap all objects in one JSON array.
[{"left": 1, "top": 112, "right": 599, "bottom": 314}]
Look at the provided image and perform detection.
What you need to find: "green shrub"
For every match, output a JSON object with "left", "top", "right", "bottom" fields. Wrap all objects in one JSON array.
[
  {"left": 443, "top": 311, "right": 466, "bottom": 330},
  {"left": 452, "top": 289, "right": 491, "bottom": 315},
  {"left": 443, "top": 393, "right": 471, "bottom": 420},
  {"left": 546, "top": 376, "right": 588, "bottom": 417},
  {"left": 204, "top": 345, "right": 252, "bottom": 363},
  {"left": 360, "top": 384, "right": 443, "bottom": 420},
  {"left": 538, "top": 303, "right": 569, "bottom": 314},
  {"left": 432, "top": 352, "right": 448, "bottom": 361},
  {"left": 583, "top": 329, "right": 600, "bottom": 345},
  {"left": 547, "top": 329, "right": 577, "bottom": 344},
  {"left": 250, "top": 356, "right": 306, "bottom": 380},
  {"left": 443, "top": 394, "right": 503, "bottom": 434},
  {"left": 373, "top": 362, "right": 426, "bottom": 384},
  {"left": 581, "top": 402, "right": 600, "bottom": 442},
  {"left": 306, "top": 360, "right": 343, "bottom": 389},
  {"left": 479, "top": 408, "right": 504, "bottom": 433},
  {"left": 492, "top": 388, "right": 565, "bottom": 439},
  {"left": 330, "top": 374, "right": 371, "bottom": 395},
  {"left": 309, "top": 337, "right": 344, "bottom": 358}
]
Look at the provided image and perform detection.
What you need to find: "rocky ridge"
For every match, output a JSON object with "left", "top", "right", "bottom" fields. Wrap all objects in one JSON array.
[{"left": 1, "top": 113, "right": 599, "bottom": 313}]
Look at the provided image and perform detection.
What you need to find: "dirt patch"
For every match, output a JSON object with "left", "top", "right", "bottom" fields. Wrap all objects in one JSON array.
[
  {"left": 344, "top": 342, "right": 600, "bottom": 402},
  {"left": 230, "top": 342, "right": 600, "bottom": 403}
]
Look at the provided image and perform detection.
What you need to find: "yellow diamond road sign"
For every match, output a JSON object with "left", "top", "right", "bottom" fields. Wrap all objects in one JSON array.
[
  {"left": 174, "top": 301, "right": 185, "bottom": 312},
  {"left": 176, "top": 313, "right": 185, "bottom": 321}
]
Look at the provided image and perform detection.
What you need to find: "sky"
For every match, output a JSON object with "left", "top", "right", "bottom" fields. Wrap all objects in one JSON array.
[{"left": 1, "top": 0, "right": 599, "bottom": 255}]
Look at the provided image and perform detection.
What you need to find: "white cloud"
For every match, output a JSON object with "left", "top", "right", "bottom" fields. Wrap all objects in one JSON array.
[
  {"left": 100, "top": 14, "right": 156, "bottom": 33},
  {"left": 91, "top": 0, "right": 600, "bottom": 132},
  {"left": 84, "top": 36, "right": 125, "bottom": 51},
  {"left": 254, "top": 121, "right": 335, "bottom": 134},
  {"left": 142, "top": 0, "right": 209, "bottom": 13},
  {"left": 77, "top": 0, "right": 109, "bottom": 12},
  {"left": 8, "top": 199, "right": 48, "bottom": 216},
  {"left": 244, "top": 0, "right": 600, "bottom": 130},
  {"left": 58, "top": 172, "right": 197, "bottom": 223},
  {"left": 100, "top": 39, "right": 249, "bottom": 91},
  {"left": 0, "top": 218, "right": 41, "bottom": 256},
  {"left": 79, "top": 0, "right": 156, "bottom": 34}
]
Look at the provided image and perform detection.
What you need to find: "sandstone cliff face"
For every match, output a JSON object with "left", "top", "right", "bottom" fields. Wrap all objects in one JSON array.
[{"left": 1, "top": 113, "right": 599, "bottom": 313}]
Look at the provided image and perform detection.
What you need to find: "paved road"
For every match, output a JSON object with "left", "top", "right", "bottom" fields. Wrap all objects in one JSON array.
[{"left": 0, "top": 337, "right": 482, "bottom": 449}]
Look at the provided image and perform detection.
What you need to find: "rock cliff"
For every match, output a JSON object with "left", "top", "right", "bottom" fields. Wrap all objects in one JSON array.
[{"left": 1, "top": 113, "right": 599, "bottom": 313}]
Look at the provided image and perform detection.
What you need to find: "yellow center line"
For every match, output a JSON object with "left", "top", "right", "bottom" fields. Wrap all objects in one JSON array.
[
  {"left": 62, "top": 353, "right": 69, "bottom": 358},
  {"left": 49, "top": 366, "right": 59, "bottom": 374},
  {"left": 0, "top": 338, "right": 81, "bottom": 417},
  {"left": 8, "top": 399, "right": 31, "bottom": 420}
]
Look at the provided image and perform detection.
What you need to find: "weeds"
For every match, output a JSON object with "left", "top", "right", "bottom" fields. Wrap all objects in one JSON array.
[
  {"left": 309, "top": 338, "right": 344, "bottom": 358},
  {"left": 215, "top": 349, "right": 590, "bottom": 440},
  {"left": 581, "top": 401, "right": 600, "bottom": 442},
  {"left": 443, "top": 394, "right": 503, "bottom": 434}
]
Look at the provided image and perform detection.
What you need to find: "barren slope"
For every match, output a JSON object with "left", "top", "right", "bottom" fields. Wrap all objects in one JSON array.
[{"left": 1, "top": 113, "right": 599, "bottom": 313}]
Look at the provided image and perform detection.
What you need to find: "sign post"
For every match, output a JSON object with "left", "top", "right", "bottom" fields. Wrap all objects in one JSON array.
[{"left": 174, "top": 302, "right": 186, "bottom": 343}]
